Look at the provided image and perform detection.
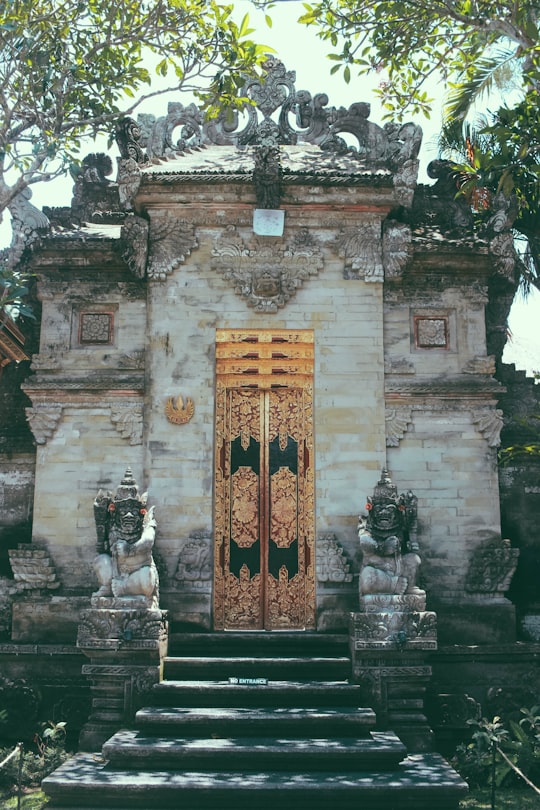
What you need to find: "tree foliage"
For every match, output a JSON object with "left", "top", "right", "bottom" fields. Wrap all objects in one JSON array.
[
  {"left": 291, "top": 0, "right": 539, "bottom": 282},
  {"left": 294, "top": 0, "right": 539, "bottom": 120},
  {"left": 0, "top": 0, "right": 267, "bottom": 216}
]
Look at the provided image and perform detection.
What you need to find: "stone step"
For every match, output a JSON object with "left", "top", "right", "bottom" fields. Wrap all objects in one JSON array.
[
  {"left": 163, "top": 655, "right": 351, "bottom": 681},
  {"left": 150, "top": 679, "right": 362, "bottom": 707},
  {"left": 135, "top": 706, "right": 376, "bottom": 736},
  {"left": 42, "top": 752, "right": 468, "bottom": 809},
  {"left": 168, "top": 631, "right": 349, "bottom": 657},
  {"left": 102, "top": 729, "right": 407, "bottom": 770}
]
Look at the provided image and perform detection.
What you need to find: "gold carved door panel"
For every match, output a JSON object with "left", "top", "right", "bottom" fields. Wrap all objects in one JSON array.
[{"left": 214, "top": 330, "right": 315, "bottom": 631}]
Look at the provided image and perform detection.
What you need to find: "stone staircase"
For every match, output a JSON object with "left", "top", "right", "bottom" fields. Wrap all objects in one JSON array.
[{"left": 43, "top": 632, "right": 467, "bottom": 809}]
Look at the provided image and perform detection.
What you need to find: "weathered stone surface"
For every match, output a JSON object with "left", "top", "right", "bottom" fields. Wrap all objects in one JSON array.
[{"left": 12, "top": 596, "right": 88, "bottom": 643}]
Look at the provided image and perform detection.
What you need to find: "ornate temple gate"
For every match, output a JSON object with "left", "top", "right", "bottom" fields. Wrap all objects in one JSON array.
[{"left": 214, "top": 330, "right": 316, "bottom": 630}]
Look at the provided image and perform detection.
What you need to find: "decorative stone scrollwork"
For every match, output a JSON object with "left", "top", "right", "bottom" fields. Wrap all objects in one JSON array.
[
  {"left": 211, "top": 226, "right": 323, "bottom": 312},
  {"left": 78, "top": 608, "right": 167, "bottom": 646},
  {"left": 119, "top": 58, "right": 421, "bottom": 184},
  {"left": 4, "top": 188, "right": 50, "bottom": 268},
  {"left": 147, "top": 213, "right": 198, "bottom": 280},
  {"left": 486, "top": 191, "right": 518, "bottom": 280},
  {"left": 384, "top": 357, "right": 415, "bottom": 375},
  {"left": 385, "top": 407, "right": 413, "bottom": 447},
  {"left": 465, "top": 537, "right": 520, "bottom": 595},
  {"left": 8, "top": 545, "right": 60, "bottom": 592},
  {"left": 174, "top": 531, "right": 212, "bottom": 586},
  {"left": 115, "top": 117, "right": 146, "bottom": 164},
  {"left": 335, "top": 223, "right": 383, "bottom": 282},
  {"left": 382, "top": 220, "right": 411, "bottom": 278},
  {"left": 110, "top": 405, "right": 143, "bottom": 445},
  {"left": 351, "top": 610, "right": 437, "bottom": 647},
  {"left": 30, "top": 353, "right": 62, "bottom": 371},
  {"left": 316, "top": 534, "right": 353, "bottom": 583},
  {"left": 473, "top": 407, "right": 504, "bottom": 447},
  {"left": 25, "top": 405, "right": 63, "bottom": 445},
  {"left": 121, "top": 215, "right": 149, "bottom": 278},
  {"left": 116, "top": 158, "right": 142, "bottom": 211}
]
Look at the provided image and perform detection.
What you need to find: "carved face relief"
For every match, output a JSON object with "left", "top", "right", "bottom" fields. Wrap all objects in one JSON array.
[
  {"left": 113, "top": 500, "right": 144, "bottom": 540},
  {"left": 371, "top": 500, "right": 400, "bottom": 533},
  {"left": 252, "top": 267, "right": 282, "bottom": 299}
]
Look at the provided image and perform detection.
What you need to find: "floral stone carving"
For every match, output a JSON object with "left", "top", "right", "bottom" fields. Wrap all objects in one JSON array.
[
  {"left": 316, "top": 534, "right": 353, "bottom": 583},
  {"left": 146, "top": 212, "right": 198, "bottom": 280},
  {"left": 465, "top": 537, "right": 520, "bottom": 596},
  {"left": 473, "top": 407, "right": 504, "bottom": 447},
  {"left": 385, "top": 407, "right": 412, "bottom": 447},
  {"left": 110, "top": 405, "right": 143, "bottom": 445},
  {"left": 335, "top": 223, "right": 384, "bottom": 282},
  {"left": 92, "top": 468, "right": 159, "bottom": 608},
  {"left": 174, "top": 532, "right": 212, "bottom": 587}
]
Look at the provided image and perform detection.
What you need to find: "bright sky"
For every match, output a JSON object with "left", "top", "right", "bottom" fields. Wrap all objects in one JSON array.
[{"left": 2, "top": 0, "right": 539, "bottom": 374}]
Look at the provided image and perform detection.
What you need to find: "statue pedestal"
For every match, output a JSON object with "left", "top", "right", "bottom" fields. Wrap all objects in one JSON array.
[
  {"left": 77, "top": 603, "right": 168, "bottom": 751},
  {"left": 350, "top": 592, "right": 437, "bottom": 752}
]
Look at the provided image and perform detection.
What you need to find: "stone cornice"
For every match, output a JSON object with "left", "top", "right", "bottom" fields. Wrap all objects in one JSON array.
[
  {"left": 22, "top": 373, "right": 144, "bottom": 394},
  {"left": 140, "top": 170, "right": 394, "bottom": 187},
  {"left": 385, "top": 377, "right": 504, "bottom": 398}
]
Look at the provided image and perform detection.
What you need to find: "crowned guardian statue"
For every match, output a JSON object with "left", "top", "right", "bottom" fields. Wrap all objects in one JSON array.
[
  {"left": 92, "top": 468, "right": 159, "bottom": 608},
  {"left": 358, "top": 469, "right": 422, "bottom": 598}
]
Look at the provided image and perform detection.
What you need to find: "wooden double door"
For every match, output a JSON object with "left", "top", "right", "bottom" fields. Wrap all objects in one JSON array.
[{"left": 213, "top": 330, "right": 315, "bottom": 630}]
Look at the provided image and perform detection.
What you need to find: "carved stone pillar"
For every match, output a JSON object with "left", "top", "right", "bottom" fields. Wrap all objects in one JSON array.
[
  {"left": 350, "top": 593, "right": 437, "bottom": 752},
  {"left": 77, "top": 601, "right": 168, "bottom": 751}
]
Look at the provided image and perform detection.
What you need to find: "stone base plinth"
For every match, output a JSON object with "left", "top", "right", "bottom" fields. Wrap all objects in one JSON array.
[
  {"left": 77, "top": 607, "right": 168, "bottom": 751},
  {"left": 349, "top": 601, "right": 437, "bottom": 752}
]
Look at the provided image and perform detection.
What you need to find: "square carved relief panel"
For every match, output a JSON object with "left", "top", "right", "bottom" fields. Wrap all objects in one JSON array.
[
  {"left": 78, "top": 312, "right": 114, "bottom": 345},
  {"left": 414, "top": 316, "right": 449, "bottom": 349}
]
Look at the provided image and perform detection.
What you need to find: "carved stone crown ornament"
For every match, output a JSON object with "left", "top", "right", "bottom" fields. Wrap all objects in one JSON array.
[
  {"left": 114, "top": 56, "right": 422, "bottom": 200},
  {"left": 116, "top": 57, "right": 422, "bottom": 161}
]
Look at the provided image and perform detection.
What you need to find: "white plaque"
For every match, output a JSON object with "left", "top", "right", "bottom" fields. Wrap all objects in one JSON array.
[{"left": 253, "top": 208, "right": 285, "bottom": 236}]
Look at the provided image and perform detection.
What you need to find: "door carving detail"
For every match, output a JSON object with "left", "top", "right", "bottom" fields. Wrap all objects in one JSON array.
[{"left": 214, "top": 330, "right": 315, "bottom": 630}]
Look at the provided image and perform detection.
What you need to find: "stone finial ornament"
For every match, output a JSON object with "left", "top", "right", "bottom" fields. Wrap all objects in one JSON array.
[
  {"left": 358, "top": 469, "right": 422, "bottom": 598},
  {"left": 92, "top": 468, "right": 159, "bottom": 608},
  {"left": 5, "top": 187, "right": 50, "bottom": 268}
]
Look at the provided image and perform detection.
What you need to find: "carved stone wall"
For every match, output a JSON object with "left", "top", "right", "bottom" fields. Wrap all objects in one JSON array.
[{"left": 5, "top": 69, "right": 524, "bottom": 643}]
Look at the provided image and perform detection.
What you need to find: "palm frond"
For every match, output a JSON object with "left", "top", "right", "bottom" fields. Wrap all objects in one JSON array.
[{"left": 444, "top": 47, "right": 521, "bottom": 125}]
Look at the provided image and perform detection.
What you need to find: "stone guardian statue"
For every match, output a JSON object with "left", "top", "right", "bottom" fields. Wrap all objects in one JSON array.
[
  {"left": 92, "top": 468, "right": 159, "bottom": 608},
  {"left": 358, "top": 469, "right": 421, "bottom": 597}
]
